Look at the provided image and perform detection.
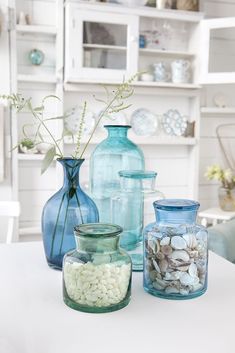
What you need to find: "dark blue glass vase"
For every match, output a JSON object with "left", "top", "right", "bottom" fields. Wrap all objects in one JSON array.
[{"left": 42, "top": 158, "right": 99, "bottom": 270}]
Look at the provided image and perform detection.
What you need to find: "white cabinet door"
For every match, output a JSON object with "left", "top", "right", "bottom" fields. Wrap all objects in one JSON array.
[
  {"left": 200, "top": 17, "right": 235, "bottom": 84},
  {"left": 65, "top": 4, "right": 138, "bottom": 83}
]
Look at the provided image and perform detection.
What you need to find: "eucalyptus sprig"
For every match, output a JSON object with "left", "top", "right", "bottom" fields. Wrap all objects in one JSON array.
[{"left": 1, "top": 74, "right": 137, "bottom": 173}]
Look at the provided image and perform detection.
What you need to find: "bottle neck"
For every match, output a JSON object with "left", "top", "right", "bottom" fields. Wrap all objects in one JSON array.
[
  {"left": 155, "top": 208, "right": 197, "bottom": 226},
  {"left": 75, "top": 235, "right": 119, "bottom": 253},
  {"left": 58, "top": 158, "right": 84, "bottom": 189},
  {"left": 105, "top": 125, "right": 130, "bottom": 139}
]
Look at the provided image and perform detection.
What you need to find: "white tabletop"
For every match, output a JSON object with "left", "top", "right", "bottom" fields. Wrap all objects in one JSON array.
[{"left": 0, "top": 242, "right": 234, "bottom": 353}]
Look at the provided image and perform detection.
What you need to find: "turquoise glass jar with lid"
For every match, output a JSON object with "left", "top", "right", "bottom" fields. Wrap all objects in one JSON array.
[
  {"left": 63, "top": 223, "right": 132, "bottom": 313},
  {"left": 144, "top": 199, "right": 208, "bottom": 300},
  {"left": 89, "top": 125, "right": 145, "bottom": 223},
  {"left": 111, "top": 170, "right": 164, "bottom": 271}
]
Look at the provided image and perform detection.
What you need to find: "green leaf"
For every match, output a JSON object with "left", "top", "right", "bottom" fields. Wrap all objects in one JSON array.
[{"left": 41, "top": 146, "right": 56, "bottom": 174}]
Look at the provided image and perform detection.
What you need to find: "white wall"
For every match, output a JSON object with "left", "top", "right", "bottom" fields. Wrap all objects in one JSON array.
[{"left": 198, "top": 0, "right": 235, "bottom": 210}]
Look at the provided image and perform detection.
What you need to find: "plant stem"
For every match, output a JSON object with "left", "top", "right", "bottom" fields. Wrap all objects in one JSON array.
[
  {"left": 50, "top": 192, "right": 66, "bottom": 259},
  {"left": 59, "top": 196, "right": 70, "bottom": 255},
  {"left": 80, "top": 90, "right": 123, "bottom": 158},
  {"left": 31, "top": 110, "right": 63, "bottom": 157}
]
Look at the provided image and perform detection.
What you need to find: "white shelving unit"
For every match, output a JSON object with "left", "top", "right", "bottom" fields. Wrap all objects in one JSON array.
[
  {"left": 10, "top": 1, "right": 234, "bottom": 241},
  {"left": 10, "top": 0, "right": 64, "bottom": 240}
]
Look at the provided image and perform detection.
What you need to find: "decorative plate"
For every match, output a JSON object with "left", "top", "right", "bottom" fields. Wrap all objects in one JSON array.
[
  {"left": 65, "top": 106, "right": 95, "bottom": 135},
  {"left": 130, "top": 108, "right": 158, "bottom": 136},
  {"left": 162, "top": 109, "right": 187, "bottom": 136}
]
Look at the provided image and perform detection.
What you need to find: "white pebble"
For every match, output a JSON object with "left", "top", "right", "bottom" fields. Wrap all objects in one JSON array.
[{"left": 64, "top": 262, "right": 131, "bottom": 308}]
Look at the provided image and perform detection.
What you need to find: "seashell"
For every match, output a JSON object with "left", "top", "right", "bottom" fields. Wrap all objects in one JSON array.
[
  {"left": 188, "top": 250, "right": 199, "bottom": 258},
  {"left": 179, "top": 273, "right": 195, "bottom": 286},
  {"left": 188, "top": 263, "right": 198, "bottom": 277},
  {"left": 148, "top": 239, "right": 160, "bottom": 254},
  {"left": 161, "top": 245, "right": 173, "bottom": 256},
  {"left": 159, "top": 259, "right": 168, "bottom": 273},
  {"left": 170, "top": 250, "right": 190, "bottom": 262},
  {"left": 192, "top": 282, "right": 203, "bottom": 292},
  {"left": 183, "top": 233, "right": 197, "bottom": 249},
  {"left": 160, "top": 236, "right": 170, "bottom": 246},
  {"left": 165, "top": 286, "right": 180, "bottom": 294},
  {"left": 171, "top": 236, "right": 187, "bottom": 250},
  {"left": 153, "top": 282, "right": 165, "bottom": 291},
  {"left": 180, "top": 288, "right": 189, "bottom": 295},
  {"left": 164, "top": 271, "right": 182, "bottom": 281},
  {"left": 176, "top": 264, "right": 190, "bottom": 272},
  {"left": 156, "top": 272, "right": 162, "bottom": 280},
  {"left": 155, "top": 278, "right": 168, "bottom": 288},
  {"left": 168, "top": 258, "right": 182, "bottom": 268},
  {"left": 149, "top": 270, "right": 158, "bottom": 281},
  {"left": 196, "top": 230, "right": 207, "bottom": 242},
  {"left": 156, "top": 251, "right": 165, "bottom": 260},
  {"left": 152, "top": 259, "right": 161, "bottom": 273}
]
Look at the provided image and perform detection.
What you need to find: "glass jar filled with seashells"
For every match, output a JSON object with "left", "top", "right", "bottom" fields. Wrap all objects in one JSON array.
[{"left": 143, "top": 199, "right": 208, "bottom": 300}]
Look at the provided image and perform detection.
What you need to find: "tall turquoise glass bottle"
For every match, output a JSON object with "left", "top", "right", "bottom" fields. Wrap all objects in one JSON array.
[{"left": 89, "top": 125, "right": 145, "bottom": 222}]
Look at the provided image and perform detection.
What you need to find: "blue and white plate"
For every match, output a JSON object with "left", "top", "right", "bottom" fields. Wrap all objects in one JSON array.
[
  {"left": 131, "top": 108, "right": 158, "bottom": 136},
  {"left": 162, "top": 109, "right": 187, "bottom": 136}
]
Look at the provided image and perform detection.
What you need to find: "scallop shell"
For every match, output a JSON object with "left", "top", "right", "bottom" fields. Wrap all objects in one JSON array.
[
  {"left": 153, "top": 282, "right": 165, "bottom": 291},
  {"left": 183, "top": 233, "right": 197, "bottom": 249},
  {"left": 170, "top": 250, "right": 190, "bottom": 262},
  {"left": 160, "top": 236, "right": 170, "bottom": 246},
  {"left": 171, "top": 236, "right": 187, "bottom": 250},
  {"left": 161, "top": 245, "right": 173, "bottom": 256}
]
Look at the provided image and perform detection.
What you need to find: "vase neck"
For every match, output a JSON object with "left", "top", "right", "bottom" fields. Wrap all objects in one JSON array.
[
  {"left": 105, "top": 125, "right": 130, "bottom": 139},
  {"left": 58, "top": 158, "right": 84, "bottom": 189},
  {"left": 154, "top": 199, "right": 199, "bottom": 226}
]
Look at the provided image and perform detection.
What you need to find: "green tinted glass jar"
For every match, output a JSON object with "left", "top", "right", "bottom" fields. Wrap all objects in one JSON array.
[{"left": 63, "top": 223, "right": 132, "bottom": 313}]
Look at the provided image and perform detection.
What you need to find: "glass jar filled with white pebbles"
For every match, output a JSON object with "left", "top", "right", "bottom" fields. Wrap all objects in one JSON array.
[
  {"left": 63, "top": 223, "right": 132, "bottom": 313},
  {"left": 144, "top": 199, "right": 208, "bottom": 300}
]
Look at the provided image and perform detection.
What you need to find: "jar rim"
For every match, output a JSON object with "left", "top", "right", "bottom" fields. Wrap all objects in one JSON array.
[
  {"left": 74, "top": 223, "right": 123, "bottom": 238},
  {"left": 154, "top": 199, "right": 200, "bottom": 211},
  {"left": 119, "top": 170, "right": 157, "bottom": 179}
]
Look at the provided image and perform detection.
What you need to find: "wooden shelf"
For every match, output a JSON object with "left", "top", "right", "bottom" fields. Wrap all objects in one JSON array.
[
  {"left": 64, "top": 135, "right": 197, "bottom": 146},
  {"left": 17, "top": 74, "right": 57, "bottom": 84},
  {"left": 139, "top": 48, "right": 195, "bottom": 58},
  {"left": 201, "top": 107, "right": 235, "bottom": 115},
  {"left": 83, "top": 44, "right": 126, "bottom": 51},
  {"left": 16, "top": 25, "right": 57, "bottom": 36}
]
